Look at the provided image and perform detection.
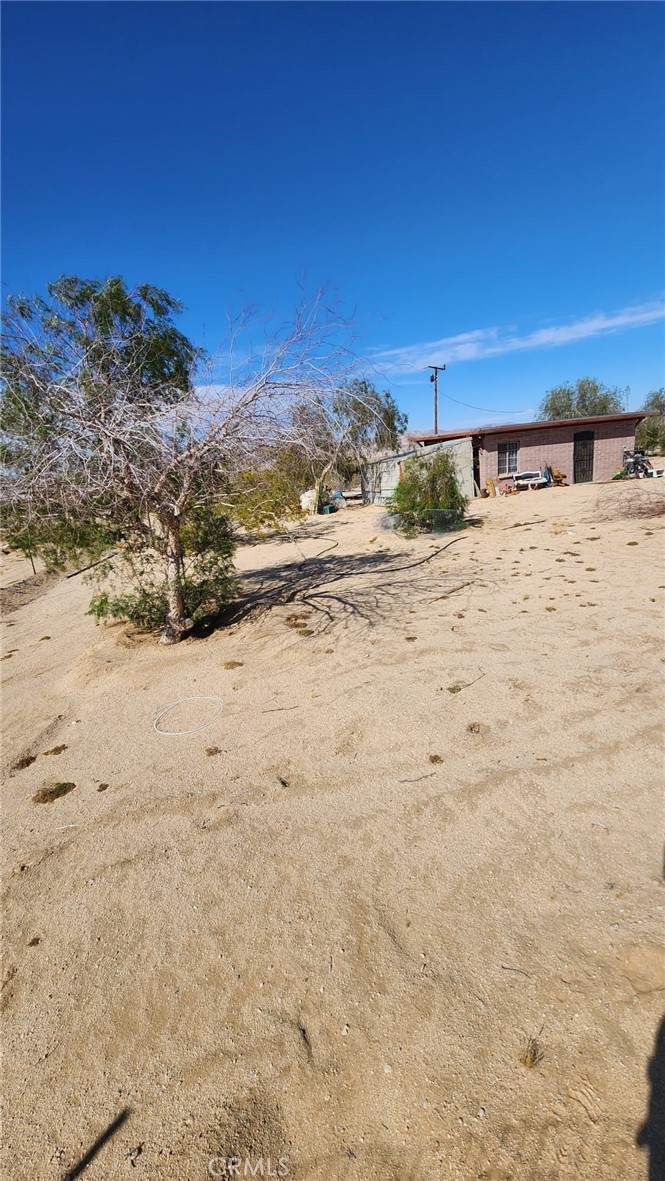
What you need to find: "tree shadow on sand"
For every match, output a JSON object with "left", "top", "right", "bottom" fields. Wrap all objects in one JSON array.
[
  {"left": 193, "top": 534, "right": 485, "bottom": 639},
  {"left": 637, "top": 1016, "right": 665, "bottom": 1181},
  {"left": 237, "top": 516, "right": 358, "bottom": 548}
]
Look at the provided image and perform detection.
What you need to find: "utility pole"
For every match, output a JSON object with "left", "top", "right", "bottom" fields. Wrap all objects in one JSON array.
[{"left": 428, "top": 364, "right": 446, "bottom": 435}]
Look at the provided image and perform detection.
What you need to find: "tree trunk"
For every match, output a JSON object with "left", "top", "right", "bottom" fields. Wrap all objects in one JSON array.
[
  {"left": 159, "top": 519, "right": 193, "bottom": 644},
  {"left": 311, "top": 457, "right": 335, "bottom": 517},
  {"left": 311, "top": 476, "right": 321, "bottom": 517}
]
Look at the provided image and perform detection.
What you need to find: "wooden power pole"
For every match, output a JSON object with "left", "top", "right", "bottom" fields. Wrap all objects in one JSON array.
[{"left": 428, "top": 364, "right": 446, "bottom": 435}]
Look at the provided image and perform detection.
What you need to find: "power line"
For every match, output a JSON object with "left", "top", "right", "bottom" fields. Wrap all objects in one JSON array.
[
  {"left": 441, "top": 391, "right": 530, "bottom": 416},
  {"left": 424, "top": 364, "right": 529, "bottom": 420}
]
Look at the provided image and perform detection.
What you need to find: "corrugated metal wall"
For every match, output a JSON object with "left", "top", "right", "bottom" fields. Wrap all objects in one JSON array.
[{"left": 362, "top": 436, "right": 475, "bottom": 505}]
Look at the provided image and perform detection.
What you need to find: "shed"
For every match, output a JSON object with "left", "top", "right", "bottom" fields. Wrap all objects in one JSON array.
[{"left": 362, "top": 436, "right": 475, "bottom": 506}]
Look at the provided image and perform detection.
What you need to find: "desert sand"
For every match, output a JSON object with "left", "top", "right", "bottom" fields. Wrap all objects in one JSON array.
[{"left": 2, "top": 479, "right": 664, "bottom": 1181}]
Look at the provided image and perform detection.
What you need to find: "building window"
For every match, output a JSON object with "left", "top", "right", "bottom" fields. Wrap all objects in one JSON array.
[{"left": 498, "top": 440, "right": 519, "bottom": 475}]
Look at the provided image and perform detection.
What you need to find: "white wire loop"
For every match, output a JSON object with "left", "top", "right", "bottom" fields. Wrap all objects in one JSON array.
[{"left": 153, "top": 695, "right": 224, "bottom": 736}]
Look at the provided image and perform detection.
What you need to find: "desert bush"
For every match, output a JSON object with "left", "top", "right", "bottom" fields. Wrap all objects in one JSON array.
[
  {"left": 224, "top": 458, "right": 307, "bottom": 534},
  {"left": 87, "top": 510, "right": 235, "bottom": 631},
  {"left": 389, "top": 449, "right": 468, "bottom": 535}
]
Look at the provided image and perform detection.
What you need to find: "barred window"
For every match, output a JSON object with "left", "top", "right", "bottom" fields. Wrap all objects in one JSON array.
[{"left": 498, "top": 440, "right": 519, "bottom": 475}]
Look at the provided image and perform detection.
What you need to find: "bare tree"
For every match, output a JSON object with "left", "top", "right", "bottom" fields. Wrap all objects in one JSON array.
[{"left": 1, "top": 277, "right": 362, "bottom": 641}]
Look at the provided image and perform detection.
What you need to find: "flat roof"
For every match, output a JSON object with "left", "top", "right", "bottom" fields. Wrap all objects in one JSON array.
[
  {"left": 363, "top": 446, "right": 419, "bottom": 467},
  {"left": 412, "top": 411, "right": 651, "bottom": 444}
]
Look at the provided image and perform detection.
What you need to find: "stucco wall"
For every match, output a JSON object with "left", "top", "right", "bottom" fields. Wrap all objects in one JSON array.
[
  {"left": 479, "top": 419, "right": 639, "bottom": 487},
  {"left": 363, "top": 436, "right": 474, "bottom": 505}
]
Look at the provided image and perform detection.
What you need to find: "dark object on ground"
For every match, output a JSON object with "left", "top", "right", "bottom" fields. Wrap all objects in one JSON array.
[
  {"left": 33, "top": 782, "right": 76, "bottom": 804},
  {"left": 11, "top": 755, "right": 37, "bottom": 771},
  {"left": 62, "top": 1107, "right": 132, "bottom": 1181}
]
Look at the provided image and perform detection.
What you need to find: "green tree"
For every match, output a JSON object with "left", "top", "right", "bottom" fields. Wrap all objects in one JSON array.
[
  {"left": 389, "top": 449, "right": 468, "bottom": 535},
  {"left": 636, "top": 388, "right": 665, "bottom": 452},
  {"left": 1, "top": 277, "right": 358, "bottom": 640},
  {"left": 247, "top": 380, "right": 408, "bottom": 515},
  {"left": 334, "top": 379, "right": 408, "bottom": 465},
  {"left": 537, "top": 377, "right": 626, "bottom": 421}
]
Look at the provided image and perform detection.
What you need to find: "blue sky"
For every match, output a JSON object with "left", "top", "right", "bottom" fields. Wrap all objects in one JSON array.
[{"left": 2, "top": 1, "right": 664, "bottom": 431}]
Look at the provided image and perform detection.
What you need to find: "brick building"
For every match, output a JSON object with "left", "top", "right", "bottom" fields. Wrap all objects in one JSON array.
[{"left": 411, "top": 413, "right": 648, "bottom": 494}]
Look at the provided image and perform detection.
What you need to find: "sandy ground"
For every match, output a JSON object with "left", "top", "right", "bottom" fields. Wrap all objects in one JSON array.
[{"left": 2, "top": 479, "right": 664, "bottom": 1181}]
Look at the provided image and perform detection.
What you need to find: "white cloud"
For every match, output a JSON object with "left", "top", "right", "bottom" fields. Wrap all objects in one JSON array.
[{"left": 373, "top": 300, "right": 665, "bottom": 375}]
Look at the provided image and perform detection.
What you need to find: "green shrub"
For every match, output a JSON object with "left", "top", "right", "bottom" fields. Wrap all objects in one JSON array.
[
  {"left": 3, "top": 515, "right": 119, "bottom": 573},
  {"left": 224, "top": 464, "right": 305, "bottom": 534},
  {"left": 87, "top": 511, "right": 235, "bottom": 631},
  {"left": 389, "top": 450, "right": 468, "bottom": 535}
]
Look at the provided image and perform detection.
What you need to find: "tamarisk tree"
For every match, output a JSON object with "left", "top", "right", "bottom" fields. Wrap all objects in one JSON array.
[
  {"left": 1, "top": 276, "right": 362, "bottom": 641},
  {"left": 256, "top": 378, "right": 408, "bottom": 515},
  {"left": 537, "top": 377, "right": 626, "bottom": 421}
]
